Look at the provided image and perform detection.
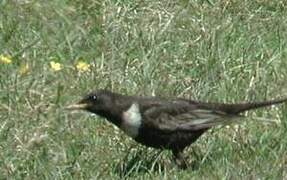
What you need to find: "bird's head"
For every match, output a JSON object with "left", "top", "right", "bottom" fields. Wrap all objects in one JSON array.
[{"left": 66, "top": 89, "right": 117, "bottom": 116}]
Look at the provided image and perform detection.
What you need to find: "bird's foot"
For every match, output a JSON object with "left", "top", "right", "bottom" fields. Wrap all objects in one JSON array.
[{"left": 174, "top": 158, "right": 188, "bottom": 169}]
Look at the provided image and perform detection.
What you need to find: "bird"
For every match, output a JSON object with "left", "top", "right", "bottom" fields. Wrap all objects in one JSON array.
[{"left": 66, "top": 89, "right": 287, "bottom": 168}]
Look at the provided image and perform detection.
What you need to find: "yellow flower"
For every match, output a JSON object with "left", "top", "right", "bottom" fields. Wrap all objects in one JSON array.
[
  {"left": 50, "top": 61, "right": 62, "bottom": 71},
  {"left": 76, "top": 61, "right": 90, "bottom": 72},
  {"left": 19, "top": 64, "right": 29, "bottom": 75},
  {"left": 0, "top": 55, "right": 12, "bottom": 64}
]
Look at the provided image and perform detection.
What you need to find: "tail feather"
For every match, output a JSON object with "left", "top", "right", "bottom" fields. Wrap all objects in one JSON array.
[{"left": 194, "top": 97, "right": 287, "bottom": 115}]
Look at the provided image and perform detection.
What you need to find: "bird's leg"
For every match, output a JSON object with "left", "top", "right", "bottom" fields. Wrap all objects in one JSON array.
[{"left": 172, "top": 149, "right": 187, "bottom": 169}]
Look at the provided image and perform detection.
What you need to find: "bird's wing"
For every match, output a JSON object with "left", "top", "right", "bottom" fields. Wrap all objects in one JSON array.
[
  {"left": 142, "top": 103, "right": 241, "bottom": 132},
  {"left": 141, "top": 96, "right": 287, "bottom": 132}
]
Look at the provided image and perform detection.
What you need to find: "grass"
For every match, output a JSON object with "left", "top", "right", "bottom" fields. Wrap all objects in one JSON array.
[{"left": 1, "top": 0, "right": 287, "bottom": 179}]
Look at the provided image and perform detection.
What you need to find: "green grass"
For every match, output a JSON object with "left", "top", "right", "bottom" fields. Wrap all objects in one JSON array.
[{"left": 1, "top": 0, "right": 287, "bottom": 179}]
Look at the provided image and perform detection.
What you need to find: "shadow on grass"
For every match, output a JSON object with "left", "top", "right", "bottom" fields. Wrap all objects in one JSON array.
[
  {"left": 113, "top": 147, "right": 203, "bottom": 178},
  {"left": 113, "top": 149, "right": 165, "bottom": 178}
]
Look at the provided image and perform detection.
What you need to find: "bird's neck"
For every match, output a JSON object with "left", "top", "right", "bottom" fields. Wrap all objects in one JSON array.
[
  {"left": 97, "top": 108, "right": 123, "bottom": 127},
  {"left": 98, "top": 95, "right": 142, "bottom": 127}
]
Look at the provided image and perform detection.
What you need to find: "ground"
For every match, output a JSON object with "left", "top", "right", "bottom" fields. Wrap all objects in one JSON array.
[{"left": 0, "top": 0, "right": 287, "bottom": 179}]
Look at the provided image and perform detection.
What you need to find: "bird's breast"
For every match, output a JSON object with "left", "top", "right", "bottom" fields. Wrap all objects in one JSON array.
[{"left": 121, "top": 103, "right": 142, "bottom": 138}]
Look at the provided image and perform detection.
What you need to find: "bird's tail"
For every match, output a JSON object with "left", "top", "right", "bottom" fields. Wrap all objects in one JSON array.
[
  {"left": 178, "top": 98, "right": 286, "bottom": 131},
  {"left": 222, "top": 98, "right": 287, "bottom": 114},
  {"left": 194, "top": 97, "right": 287, "bottom": 115}
]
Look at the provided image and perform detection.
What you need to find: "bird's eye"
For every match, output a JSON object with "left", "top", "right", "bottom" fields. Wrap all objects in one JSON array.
[{"left": 89, "top": 95, "right": 97, "bottom": 101}]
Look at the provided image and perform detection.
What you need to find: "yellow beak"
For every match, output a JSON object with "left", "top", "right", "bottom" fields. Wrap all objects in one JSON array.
[{"left": 65, "top": 103, "right": 89, "bottom": 110}]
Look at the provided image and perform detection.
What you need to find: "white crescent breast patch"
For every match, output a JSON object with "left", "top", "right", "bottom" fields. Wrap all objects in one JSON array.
[{"left": 121, "top": 103, "right": 142, "bottom": 138}]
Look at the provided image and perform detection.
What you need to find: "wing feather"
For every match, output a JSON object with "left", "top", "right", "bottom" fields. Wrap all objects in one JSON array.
[{"left": 142, "top": 104, "right": 241, "bottom": 131}]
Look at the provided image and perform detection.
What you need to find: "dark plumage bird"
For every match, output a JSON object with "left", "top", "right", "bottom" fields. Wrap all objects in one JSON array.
[{"left": 66, "top": 89, "right": 287, "bottom": 168}]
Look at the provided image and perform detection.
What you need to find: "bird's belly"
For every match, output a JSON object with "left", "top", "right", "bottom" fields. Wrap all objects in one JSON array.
[{"left": 134, "top": 128, "right": 206, "bottom": 150}]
